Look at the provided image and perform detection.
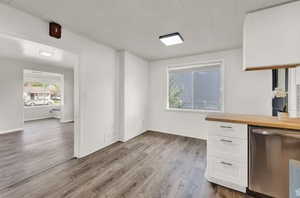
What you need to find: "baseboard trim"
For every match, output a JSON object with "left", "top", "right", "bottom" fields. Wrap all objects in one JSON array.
[
  {"left": 206, "top": 175, "right": 247, "bottom": 193},
  {"left": 24, "top": 117, "right": 59, "bottom": 122},
  {"left": 147, "top": 130, "right": 206, "bottom": 140},
  {"left": 60, "top": 120, "right": 74, "bottom": 123},
  {"left": 122, "top": 131, "right": 148, "bottom": 142},
  {"left": 78, "top": 140, "right": 121, "bottom": 158},
  {"left": 0, "top": 128, "right": 24, "bottom": 134}
]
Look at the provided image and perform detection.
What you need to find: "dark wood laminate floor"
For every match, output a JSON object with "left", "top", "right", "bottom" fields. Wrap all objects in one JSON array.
[
  {"left": 0, "top": 131, "right": 253, "bottom": 198},
  {"left": 0, "top": 118, "right": 74, "bottom": 191}
]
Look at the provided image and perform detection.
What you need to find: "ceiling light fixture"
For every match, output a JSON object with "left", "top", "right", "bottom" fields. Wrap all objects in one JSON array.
[
  {"left": 39, "top": 50, "right": 53, "bottom": 57},
  {"left": 159, "top": 32, "right": 184, "bottom": 46}
]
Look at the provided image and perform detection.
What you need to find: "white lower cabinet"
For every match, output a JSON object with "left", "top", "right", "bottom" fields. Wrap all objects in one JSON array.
[
  {"left": 206, "top": 121, "right": 248, "bottom": 192},
  {"left": 207, "top": 157, "right": 247, "bottom": 190},
  {"left": 207, "top": 136, "right": 247, "bottom": 162}
]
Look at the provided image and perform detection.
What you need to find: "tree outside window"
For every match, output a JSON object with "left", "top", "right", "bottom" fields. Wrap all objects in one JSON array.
[{"left": 169, "top": 74, "right": 183, "bottom": 108}]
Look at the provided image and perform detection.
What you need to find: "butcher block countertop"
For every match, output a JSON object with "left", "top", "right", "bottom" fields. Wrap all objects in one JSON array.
[{"left": 206, "top": 113, "right": 300, "bottom": 130}]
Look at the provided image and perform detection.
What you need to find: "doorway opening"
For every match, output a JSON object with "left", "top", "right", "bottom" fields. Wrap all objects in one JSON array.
[{"left": 0, "top": 33, "right": 80, "bottom": 190}]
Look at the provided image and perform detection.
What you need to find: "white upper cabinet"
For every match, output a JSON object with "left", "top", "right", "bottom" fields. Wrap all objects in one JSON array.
[{"left": 243, "top": 1, "right": 300, "bottom": 70}]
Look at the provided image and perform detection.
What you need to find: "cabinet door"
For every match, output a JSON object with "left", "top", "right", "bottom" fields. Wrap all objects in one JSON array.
[
  {"left": 208, "top": 122, "right": 248, "bottom": 139},
  {"left": 243, "top": 1, "right": 300, "bottom": 70},
  {"left": 208, "top": 135, "right": 247, "bottom": 162},
  {"left": 207, "top": 156, "right": 247, "bottom": 187},
  {"left": 289, "top": 68, "right": 300, "bottom": 117}
]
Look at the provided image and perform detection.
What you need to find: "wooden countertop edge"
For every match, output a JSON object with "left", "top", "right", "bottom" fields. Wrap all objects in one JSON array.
[{"left": 205, "top": 116, "right": 300, "bottom": 130}]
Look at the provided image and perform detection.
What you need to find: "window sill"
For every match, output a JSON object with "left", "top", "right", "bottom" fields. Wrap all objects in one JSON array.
[
  {"left": 165, "top": 107, "right": 223, "bottom": 114},
  {"left": 24, "top": 104, "right": 61, "bottom": 109}
]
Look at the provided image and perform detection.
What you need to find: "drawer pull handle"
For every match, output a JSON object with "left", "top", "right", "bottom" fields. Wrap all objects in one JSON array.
[
  {"left": 220, "top": 161, "right": 233, "bottom": 166},
  {"left": 220, "top": 139, "right": 233, "bottom": 143},
  {"left": 220, "top": 126, "right": 232, "bottom": 129}
]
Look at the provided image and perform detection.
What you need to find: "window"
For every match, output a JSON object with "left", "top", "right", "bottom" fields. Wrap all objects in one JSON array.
[
  {"left": 167, "top": 62, "right": 223, "bottom": 112},
  {"left": 23, "top": 81, "right": 61, "bottom": 107}
]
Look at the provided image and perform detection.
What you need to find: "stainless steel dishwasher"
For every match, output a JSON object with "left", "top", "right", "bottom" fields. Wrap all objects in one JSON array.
[{"left": 249, "top": 126, "right": 300, "bottom": 198}]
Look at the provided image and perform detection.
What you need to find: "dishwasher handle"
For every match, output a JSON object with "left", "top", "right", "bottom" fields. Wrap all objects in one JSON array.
[
  {"left": 251, "top": 129, "right": 276, "bottom": 136},
  {"left": 251, "top": 128, "right": 300, "bottom": 139}
]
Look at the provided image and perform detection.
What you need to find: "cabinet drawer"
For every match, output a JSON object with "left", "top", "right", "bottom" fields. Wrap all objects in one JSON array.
[
  {"left": 208, "top": 122, "right": 248, "bottom": 139},
  {"left": 208, "top": 136, "right": 247, "bottom": 162},
  {"left": 207, "top": 157, "right": 247, "bottom": 187}
]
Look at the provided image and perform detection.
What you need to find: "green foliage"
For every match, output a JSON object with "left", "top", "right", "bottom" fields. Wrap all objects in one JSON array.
[
  {"left": 169, "top": 75, "right": 183, "bottom": 108},
  {"left": 31, "top": 82, "right": 43, "bottom": 87}
]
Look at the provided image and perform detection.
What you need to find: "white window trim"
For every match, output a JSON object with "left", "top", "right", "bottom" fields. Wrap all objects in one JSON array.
[
  {"left": 24, "top": 104, "right": 61, "bottom": 109},
  {"left": 166, "top": 60, "right": 225, "bottom": 113}
]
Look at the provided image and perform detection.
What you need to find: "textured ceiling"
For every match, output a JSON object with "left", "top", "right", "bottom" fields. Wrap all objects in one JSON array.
[{"left": 1, "top": 0, "right": 293, "bottom": 60}]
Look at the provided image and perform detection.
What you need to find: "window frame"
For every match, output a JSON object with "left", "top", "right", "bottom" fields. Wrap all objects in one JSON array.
[
  {"left": 166, "top": 60, "right": 225, "bottom": 113},
  {"left": 23, "top": 81, "right": 63, "bottom": 108},
  {"left": 23, "top": 70, "right": 64, "bottom": 108}
]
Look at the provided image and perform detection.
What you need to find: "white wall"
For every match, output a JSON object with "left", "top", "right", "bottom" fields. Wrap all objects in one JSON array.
[
  {"left": 0, "top": 62, "right": 23, "bottom": 133},
  {"left": 119, "top": 51, "right": 149, "bottom": 141},
  {"left": 0, "top": 3, "right": 119, "bottom": 157},
  {"left": 24, "top": 105, "right": 61, "bottom": 121},
  {"left": 62, "top": 68, "right": 74, "bottom": 122},
  {"left": 0, "top": 58, "right": 74, "bottom": 129},
  {"left": 148, "top": 49, "right": 272, "bottom": 139}
]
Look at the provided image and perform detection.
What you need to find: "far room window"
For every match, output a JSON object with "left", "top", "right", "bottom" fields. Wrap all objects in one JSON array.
[
  {"left": 23, "top": 70, "right": 63, "bottom": 107},
  {"left": 23, "top": 82, "right": 62, "bottom": 107},
  {"left": 167, "top": 61, "right": 223, "bottom": 112}
]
